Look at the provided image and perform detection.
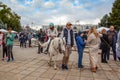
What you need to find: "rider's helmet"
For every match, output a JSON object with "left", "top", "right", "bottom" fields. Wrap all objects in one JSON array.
[{"left": 49, "top": 23, "right": 54, "bottom": 30}]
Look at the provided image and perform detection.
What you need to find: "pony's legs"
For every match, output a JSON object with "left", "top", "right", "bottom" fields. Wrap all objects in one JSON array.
[
  {"left": 53, "top": 54, "right": 58, "bottom": 70},
  {"left": 49, "top": 55, "right": 52, "bottom": 66}
]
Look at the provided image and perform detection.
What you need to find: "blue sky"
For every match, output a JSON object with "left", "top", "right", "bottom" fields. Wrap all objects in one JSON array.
[{"left": 1, "top": 0, "right": 114, "bottom": 28}]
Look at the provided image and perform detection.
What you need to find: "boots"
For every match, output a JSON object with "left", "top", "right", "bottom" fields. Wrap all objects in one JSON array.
[
  {"left": 118, "top": 57, "right": 120, "bottom": 61},
  {"left": 91, "top": 67, "right": 96, "bottom": 73}
]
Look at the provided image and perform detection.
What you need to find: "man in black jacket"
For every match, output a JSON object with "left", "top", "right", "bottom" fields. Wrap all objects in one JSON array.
[{"left": 38, "top": 29, "right": 46, "bottom": 53}]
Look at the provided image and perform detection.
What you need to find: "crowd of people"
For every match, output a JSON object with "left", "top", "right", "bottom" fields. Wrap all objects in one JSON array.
[
  {"left": 37, "top": 22, "right": 120, "bottom": 72},
  {"left": 0, "top": 22, "right": 120, "bottom": 73},
  {"left": 19, "top": 32, "right": 33, "bottom": 48}
]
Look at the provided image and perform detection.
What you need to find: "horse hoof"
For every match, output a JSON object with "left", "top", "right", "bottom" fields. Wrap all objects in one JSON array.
[
  {"left": 48, "top": 62, "right": 51, "bottom": 66},
  {"left": 54, "top": 68, "right": 57, "bottom": 70}
]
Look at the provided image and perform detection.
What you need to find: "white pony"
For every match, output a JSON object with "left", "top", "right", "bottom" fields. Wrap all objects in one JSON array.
[
  {"left": 48, "top": 37, "right": 66, "bottom": 70},
  {"left": 38, "top": 37, "right": 66, "bottom": 70}
]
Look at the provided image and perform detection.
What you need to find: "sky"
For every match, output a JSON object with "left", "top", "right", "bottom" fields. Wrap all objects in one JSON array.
[{"left": 1, "top": 0, "right": 114, "bottom": 28}]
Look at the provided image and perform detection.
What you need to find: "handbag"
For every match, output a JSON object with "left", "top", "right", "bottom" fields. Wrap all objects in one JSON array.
[{"left": 101, "top": 37, "right": 110, "bottom": 48}]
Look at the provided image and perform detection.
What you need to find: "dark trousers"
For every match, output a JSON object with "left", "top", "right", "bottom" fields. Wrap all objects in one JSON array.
[
  {"left": 78, "top": 49, "right": 84, "bottom": 68},
  {"left": 24, "top": 41, "right": 26, "bottom": 48},
  {"left": 38, "top": 44, "right": 43, "bottom": 53},
  {"left": 46, "top": 39, "right": 52, "bottom": 52},
  {"left": 20, "top": 42, "right": 23, "bottom": 47},
  {"left": 3, "top": 47, "right": 7, "bottom": 58},
  {"left": 107, "top": 45, "right": 116, "bottom": 61},
  {"left": 29, "top": 39, "right": 31, "bottom": 47},
  {"left": 101, "top": 50, "right": 107, "bottom": 62},
  {"left": 7, "top": 45, "right": 14, "bottom": 60}
]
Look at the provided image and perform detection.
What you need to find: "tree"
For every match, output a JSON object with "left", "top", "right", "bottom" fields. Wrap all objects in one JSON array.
[
  {"left": 109, "top": 0, "right": 120, "bottom": 30},
  {"left": 0, "top": 2, "right": 21, "bottom": 31},
  {"left": 99, "top": 14, "right": 109, "bottom": 27}
]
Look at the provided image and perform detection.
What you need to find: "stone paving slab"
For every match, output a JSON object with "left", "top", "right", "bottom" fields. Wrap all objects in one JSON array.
[{"left": 0, "top": 46, "right": 120, "bottom": 80}]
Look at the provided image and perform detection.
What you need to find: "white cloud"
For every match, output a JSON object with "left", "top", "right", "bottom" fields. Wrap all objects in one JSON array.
[
  {"left": 1, "top": 0, "right": 115, "bottom": 27},
  {"left": 44, "top": 1, "right": 55, "bottom": 8}
]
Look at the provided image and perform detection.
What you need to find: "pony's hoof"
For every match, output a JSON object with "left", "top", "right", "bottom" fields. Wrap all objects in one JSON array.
[
  {"left": 48, "top": 62, "right": 51, "bottom": 66},
  {"left": 54, "top": 68, "right": 57, "bottom": 70}
]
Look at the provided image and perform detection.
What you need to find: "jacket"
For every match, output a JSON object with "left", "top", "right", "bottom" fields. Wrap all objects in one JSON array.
[
  {"left": 100, "top": 34, "right": 109, "bottom": 51},
  {"left": 63, "top": 28, "right": 74, "bottom": 47},
  {"left": 107, "top": 30, "right": 117, "bottom": 46},
  {"left": 76, "top": 34, "right": 85, "bottom": 49},
  {"left": 6, "top": 33, "right": 14, "bottom": 46}
]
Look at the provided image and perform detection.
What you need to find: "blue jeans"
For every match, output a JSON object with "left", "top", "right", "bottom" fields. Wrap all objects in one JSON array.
[
  {"left": 107, "top": 45, "right": 116, "bottom": 61},
  {"left": 78, "top": 49, "right": 84, "bottom": 68}
]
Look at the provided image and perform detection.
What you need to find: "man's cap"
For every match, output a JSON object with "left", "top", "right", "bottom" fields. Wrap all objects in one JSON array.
[
  {"left": 49, "top": 23, "right": 54, "bottom": 27},
  {"left": 66, "top": 22, "right": 72, "bottom": 25}
]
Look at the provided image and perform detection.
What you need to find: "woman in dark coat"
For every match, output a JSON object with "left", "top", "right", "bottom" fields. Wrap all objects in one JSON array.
[{"left": 100, "top": 29, "right": 110, "bottom": 63}]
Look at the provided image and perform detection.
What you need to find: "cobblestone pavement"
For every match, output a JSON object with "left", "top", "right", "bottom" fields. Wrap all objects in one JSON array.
[{"left": 0, "top": 46, "right": 120, "bottom": 80}]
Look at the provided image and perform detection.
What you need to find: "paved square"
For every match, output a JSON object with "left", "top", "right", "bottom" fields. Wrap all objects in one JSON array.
[{"left": 0, "top": 46, "right": 120, "bottom": 80}]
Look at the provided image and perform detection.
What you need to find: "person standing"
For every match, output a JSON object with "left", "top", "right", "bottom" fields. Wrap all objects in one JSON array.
[
  {"left": 28, "top": 33, "right": 32, "bottom": 47},
  {"left": 87, "top": 27, "right": 101, "bottom": 72},
  {"left": 2, "top": 34, "right": 7, "bottom": 61},
  {"left": 61, "top": 22, "right": 74, "bottom": 70},
  {"left": 6, "top": 27, "right": 14, "bottom": 62},
  {"left": 38, "top": 29, "right": 46, "bottom": 53},
  {"left": 107, "top": 26, "right": 117, "bottom": 61},
  {"left": 23, "top": 32, "right": 28, "bottom": 48},
  {"left": 0, "top": 31, "right": 3, "bottom": 59},
  {"left": 116, "top": 30, "right": 120, "bottom": 61},
  {"left": 76, "top": 32, "right": 86, "bottom": 69},
  {"left": 100, "top": 29, "right": 110, "bottom": 63},
  {"left": 19, "top": 35, "right": 24, "bottom": 47},
  {"left": 44, "top": 23, "right": 58, "bottom": 54}
]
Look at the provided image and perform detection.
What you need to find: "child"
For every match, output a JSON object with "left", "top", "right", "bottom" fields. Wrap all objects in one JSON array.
[
  {"left": 2, "top": 34, "right": 7, "bottom": 61},
  {"left": 76, "top": 32, "right": 86, "bottom": 68}
]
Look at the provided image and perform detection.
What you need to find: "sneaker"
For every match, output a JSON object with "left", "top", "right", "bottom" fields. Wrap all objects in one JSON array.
[
  {"left": 78, "top": 65, "right": 84, "bottom": 68},
  {"left": 12, "top": 58, "right": 14, "bottom": 61},
  {"left": 44, "top": 51, "right": 48, "bottom": 54},
  {"left": 61, "top": 64, "right": 65, "bottom": 70},
  {"left": 7, "top": 59, "right": 10, "bottom": 62},
  {"left": 64, "top": 65, "right": 68, "bottom": 70},
  {"left": 80, "top": 65, "right": 84, "bottom": 68},
  {"left": 102, "top": 61, "right": 108, "bottom": 63},
  {"left": 2, "top": 58, "right": 4, "bottom": 61},
  {"left": 104, "top": 61, "right": 108, "bottom": 63},
  {"left": 118, "top": 57, "right": 120, "bottom": 61}
]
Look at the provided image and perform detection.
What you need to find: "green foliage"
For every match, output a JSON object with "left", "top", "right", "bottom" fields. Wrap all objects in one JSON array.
[
  {"left": 109, "top": 0, "right": 120, "bottom": 30},
  {"left": 99, "top": 14, "right": 109, "bottom": 27},
  {"left": 0, "top": 2, "right": 21, "bottom": 31}
]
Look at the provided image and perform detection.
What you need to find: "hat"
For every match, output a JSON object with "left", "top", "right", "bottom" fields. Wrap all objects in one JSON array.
[
  {"left": 77, "top": 31, "right": 82, "bottom": 36},
  {"left": 49, "top": 23, "right": 54, "bottom": 27},
  {"left": 66, "top": 22, "right": 72, "bottom": 26}
]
